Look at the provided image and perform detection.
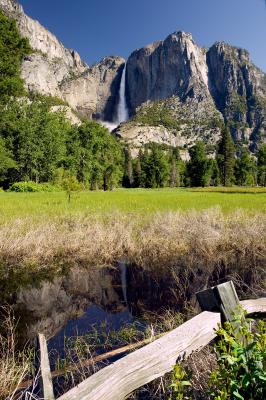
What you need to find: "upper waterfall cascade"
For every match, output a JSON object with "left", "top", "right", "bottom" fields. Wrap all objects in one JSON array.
[{"left": 117, "top": 63, "right": 129, "bottom": 123}]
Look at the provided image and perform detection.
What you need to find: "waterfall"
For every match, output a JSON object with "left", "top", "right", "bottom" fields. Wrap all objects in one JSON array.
[{"left": 117, "top": 63, "right": 129, "bottom": 123}]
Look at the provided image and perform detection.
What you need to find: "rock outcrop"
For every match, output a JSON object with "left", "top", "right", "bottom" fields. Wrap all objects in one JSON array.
[
  {"left": 126, "top": 32, "right": 211, "bottom": 113},
  {"left": 207, "top": 42, "right": 266, "bottom": 147},
  {"left": 116, "top": 96, "right": 223, "bottom": 156},
  {"left": 60, "top": 56, "right": 125, "bottom": 120},
  {"left": 0, "top": 0, "right": 124, "bottom": 120}
]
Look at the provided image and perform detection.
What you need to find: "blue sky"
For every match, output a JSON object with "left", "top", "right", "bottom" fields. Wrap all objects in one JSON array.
[{"left": 19, "top": 0, "right": 266, "bottom": 71}]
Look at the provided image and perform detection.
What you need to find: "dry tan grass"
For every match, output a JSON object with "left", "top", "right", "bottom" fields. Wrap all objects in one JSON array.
[
  {"left": 0, "top": 307, "right": 31, "bottom": 400},
  {"left": 0, "top": 208, "right": 265, "bottom": 297},
  {"left": 0, "top": 213, "right": 132, "bottom": 269},
  {"left": 127, "top": 208, "right": 266, "bottom": 298}
]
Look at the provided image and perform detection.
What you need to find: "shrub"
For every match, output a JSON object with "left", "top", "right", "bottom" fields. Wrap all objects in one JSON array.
[
  {"left": 9, "top": 181, "right": 60, "bottom": 192},
  {"left": 169, "top": 313, "right": 266, "bottom": 400},
  {"left": 0, "top": 307, "right": 31, "bottom": 399},
  {"left": 209, "top": 313, "right": 266, "bottom": 400},
  {"left": 169, "top": 364, "right": 192, "bottom": 400},
  {"left": 61, "top": 173, "right": 81, "bottom": 202}
]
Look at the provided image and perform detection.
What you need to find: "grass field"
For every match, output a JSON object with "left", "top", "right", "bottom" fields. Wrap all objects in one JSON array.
[{"left": 0, "top": 187, "right": 266, "bottom": 221}]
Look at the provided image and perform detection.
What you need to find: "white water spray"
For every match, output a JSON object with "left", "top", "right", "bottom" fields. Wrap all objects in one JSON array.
[{"left": 117, "top": 63, "right": 129, "bottom": 123}]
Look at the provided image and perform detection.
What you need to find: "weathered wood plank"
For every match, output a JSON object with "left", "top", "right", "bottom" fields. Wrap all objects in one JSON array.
[
  {"left": 38, "top": 333, "right": 55, "bottom": 400},
  {"left": 57, "top": 311, "right": 220, "bottom": 400},
  {"left": 240, "top": 298, "right": 266, "bottom": 315}
]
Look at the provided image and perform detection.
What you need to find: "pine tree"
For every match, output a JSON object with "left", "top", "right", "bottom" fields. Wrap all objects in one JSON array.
[
  {"left": 141, "top": 144, "right": 170, "bottom": 188},
  {"left": 170, "top": 158, "right": 177, "bottom": 187},
  {"left": 187, "top": 141, "right": 212, "bottom": 187},
  {"left": 133, "top": 149, "right": 144, "bottom": 188},
  {"left": 217, "top": 128, "right": 236, "bottom": 186},
  {"left": 169, "top": 147, "right": 182, "bottom": 187},
  {"left": 209, "top": 159, "right": 220, "bottom": 186},
  {"left": 235, "top": 148, "right": 256, "bottom": 186},
  {"left": 123, "top": 146, "right": 134, "bottom": 188},
  {"left": 257, "top": 144, "right": 266, "bottom": 186}
]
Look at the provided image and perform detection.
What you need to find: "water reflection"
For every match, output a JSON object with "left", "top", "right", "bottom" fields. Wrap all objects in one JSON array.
[
  {"left": 14, "top": 266, "right": 129, "bottom": 344},
  {"left": 0, "top": 262, "right": 178, "bottom": 353}
]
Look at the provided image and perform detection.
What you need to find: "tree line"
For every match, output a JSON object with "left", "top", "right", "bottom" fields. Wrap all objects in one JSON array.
[{"left": 123, "top": 133, "right": 266, "bottom": 189}]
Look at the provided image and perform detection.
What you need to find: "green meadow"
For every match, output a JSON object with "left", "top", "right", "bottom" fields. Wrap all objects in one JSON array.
[{"left": 0, "top": 187, "right": 265, "bottom": 221}]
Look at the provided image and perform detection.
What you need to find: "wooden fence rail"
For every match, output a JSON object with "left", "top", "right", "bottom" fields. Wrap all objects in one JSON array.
[{"left": 37, "top": 282, "right": 266, "bottom": 400}]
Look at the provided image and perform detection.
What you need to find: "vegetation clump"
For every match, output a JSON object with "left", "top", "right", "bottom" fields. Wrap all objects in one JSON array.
[
  {"left": 9, "top": 181, "right": 61, "bottom": 192},
  {"left": 133, "top": 100, "right": 181, "bottom": 130},
  {"left": 169, "top": 314, "right": 266, "bottom": 400},
  {"left": 0, "top": 307, "right": 31, "bottom": 400},
  {"left": 209, "top": 314, "right": 266, "bottom": 400}
]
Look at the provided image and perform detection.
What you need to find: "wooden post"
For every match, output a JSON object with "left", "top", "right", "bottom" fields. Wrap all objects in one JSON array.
[
  {"left": 38, "top": 333, "right": 55, "bottom": 400},
  {"left": 196, "top": 281, "right": 241, "bottom": 323}
]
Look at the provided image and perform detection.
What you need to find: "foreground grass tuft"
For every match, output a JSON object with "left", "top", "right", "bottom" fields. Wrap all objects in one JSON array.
[{"left": 0, "top": 307, "right": 31, "bottom": 400}]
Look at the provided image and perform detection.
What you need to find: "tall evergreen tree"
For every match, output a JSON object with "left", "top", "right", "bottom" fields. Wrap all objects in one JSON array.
[
  {"left": 235, "top": 148, "right": 256, "bottom": 186},
  {"left": 217, "top": 127, "right": 236, "bottom": 186},
  {"left": 0, "top": 10, "right": 31, "bottom": 102},
  {"left": 187, "top": 141, "right": 212, "bottom": 187},
  {"left": 257, "top": 144, "right": 266, "bottom": 186},
  {"left": 209, "top": 159, "right": 220, "bottom": 186},
  {"left": 169, "top": 147, "right": 181, "bottom": 187},
  {"left": 141, "top": 144, "right": 169, "bottom": 188},
  {"left": 123, "top": 146, "right": 134, "bottom": 188},
  {"left": 133, "top": 150, "right": 143, "bottom": 188},
  {"left": 170, "top": 158, "right": 178, "bottom": 187}
]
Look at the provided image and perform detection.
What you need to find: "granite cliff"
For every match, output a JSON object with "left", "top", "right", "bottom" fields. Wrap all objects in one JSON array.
[
  {"left": 121, "top": 31, "right": 266, "bottom": 152},
  {"left": 0, "top": 0, "right": 125, "bottom": 120}
]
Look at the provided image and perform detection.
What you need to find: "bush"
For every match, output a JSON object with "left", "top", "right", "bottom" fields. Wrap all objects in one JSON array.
[
  {"left": 169, "top": 313, "right": 266, "bottom": 400},
  {"left": 209, "top": 313, "right": 266, "bottom": 400},
  {"left": 9, "top": 181, "right": 60, "bottom": 192}
]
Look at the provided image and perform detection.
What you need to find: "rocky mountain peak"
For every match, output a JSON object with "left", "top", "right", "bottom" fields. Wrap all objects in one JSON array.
[
  {"left": 165, "top": 30, "right": 193, "bottom": 43},
  {"left": 211, "top": 41, "right": 250, "bottom": 61},
  {"left": 126, "top": 30, "right": 211, "bottom": 114},
  {"left": 206, "top": 41, "right": 266, "bottom": 146}
]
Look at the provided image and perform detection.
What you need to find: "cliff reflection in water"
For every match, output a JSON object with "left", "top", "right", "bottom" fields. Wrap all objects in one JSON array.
[
  {"left": 15, "top": 266, "right": 129, "bottom": 344},
  {"left": 2, "top": 263, "right": 178, "bottom": 352}
]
